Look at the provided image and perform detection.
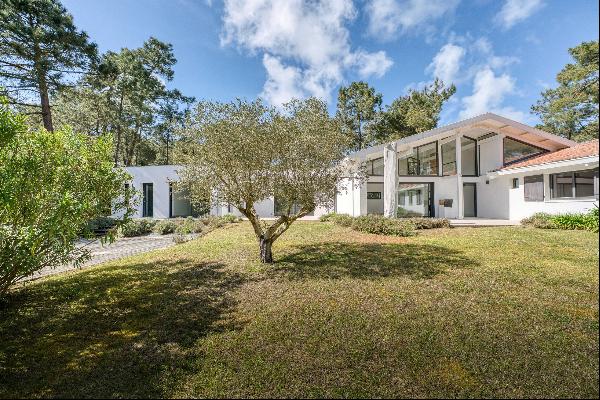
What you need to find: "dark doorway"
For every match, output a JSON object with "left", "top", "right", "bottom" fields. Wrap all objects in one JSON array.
[
  {"left": 463, "top": 183, "right": 477, "bottom": 218},
  {"left": 142, "top": 183, "right": 153, "bottom": 217}
]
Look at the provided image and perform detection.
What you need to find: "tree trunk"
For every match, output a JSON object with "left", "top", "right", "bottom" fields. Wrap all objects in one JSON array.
[
  {"left": 114, "top": 92, "right": 125, "bottom": 166},
  {"left": 259, "top": 236, "right": 273, "bottom": 263},
  {"left": 38, "top": 77, "right": 53, "bottom": 132}
]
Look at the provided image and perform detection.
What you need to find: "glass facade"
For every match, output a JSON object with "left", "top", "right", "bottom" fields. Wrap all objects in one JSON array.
[
  {"left": 461, "top": 136, "right": 477, "bottom": 176},
  {"left": 396, "top": 183, "right": 433, "bottom": 217},
  {"left": 274, "top": 198, "right": 314, "bottom": 216},
  {"left": 367, "top": 157, "right": 384, "bottom": 176},
  {"left": 398, "top": 142, "right": 438, "bottom": 176},
  {"left": 441, "top": 140, "right": 456, "bottom": 176},
  {"left": 503, "top": 137, "right": 546, "bottom": 165}
]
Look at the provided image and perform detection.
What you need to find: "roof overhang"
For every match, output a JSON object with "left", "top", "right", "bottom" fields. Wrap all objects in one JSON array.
[
  {"left": 488, "top": 155, "right": 599, "bottom": 178},
  {"left": 349, "top": 113, "right": 577, "bottom": 160}
]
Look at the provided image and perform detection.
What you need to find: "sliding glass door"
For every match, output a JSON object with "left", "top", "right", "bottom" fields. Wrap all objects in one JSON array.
[{"left": 396, "top": 182, "right": 434, "bottom": 217}]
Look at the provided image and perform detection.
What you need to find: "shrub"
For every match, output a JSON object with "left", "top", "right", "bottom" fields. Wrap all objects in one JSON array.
[
  {"left": 120, "top": 219, "right": 156, "bottom": 237},
  {"left": 351, "top": 215, "right": 416, "bottom": 237},
  {"left": 552, "top": 209, "right": 599, "bottom": 232},
  {"left": 153, "top": 220, "right": 178, "bottom": 235},
  {"left": 319, "top": 212, "right": 336, "bottom": 222},
  {"left": 220, "top": 213, "right": 239, "bottom": 223},
  {"left": 175, "top": 217, "right": 204, "bottom": 234},
  {"left": 328, "top": 213, "right": 354, "bottom": 227},
  {"left": 521, "top": 212, "right": 555, "bottom": 229},
  {"left": 407, "top": 217, "right": 451, "bottom": 230}
]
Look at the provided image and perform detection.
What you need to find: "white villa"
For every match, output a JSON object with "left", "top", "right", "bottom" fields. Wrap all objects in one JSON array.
[{"left": 120, "top": 113, "right": 599, "bottom": 222}]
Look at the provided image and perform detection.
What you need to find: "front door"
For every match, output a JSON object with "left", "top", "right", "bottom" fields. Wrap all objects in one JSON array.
[
  {"left": 463, "top": 183, "right": 477, "bottom": 218},
  {"left": 142, "top": 183, "right": 153, "bottom": 217}
]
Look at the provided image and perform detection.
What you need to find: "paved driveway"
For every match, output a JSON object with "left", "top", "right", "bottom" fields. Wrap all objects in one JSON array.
[{"left": 23, "top": 234, "right": 182, "bottom": 281}]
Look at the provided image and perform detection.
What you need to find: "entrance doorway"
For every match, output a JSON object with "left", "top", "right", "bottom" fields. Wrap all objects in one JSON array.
[{"left": 463, "top": 183, "right": 477, "bottom": 217}]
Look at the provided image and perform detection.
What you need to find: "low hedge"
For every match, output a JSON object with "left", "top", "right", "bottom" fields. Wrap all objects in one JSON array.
[
  {"left": 351, "top": 215, "right": 417, "bottom": 237},
  {"left": 322, "top": 213, "right": 450, "bottom": 236},
  {"left": 522, "top": 208, "right": 599, "bottom": 232},
  {"left": 120, "top": 218, "right": 156, "bottom": 237}
]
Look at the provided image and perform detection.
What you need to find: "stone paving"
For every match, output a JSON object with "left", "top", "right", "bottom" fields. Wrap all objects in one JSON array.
[{"left": 22, "top": 234, "right": 184, "bottom": 282}]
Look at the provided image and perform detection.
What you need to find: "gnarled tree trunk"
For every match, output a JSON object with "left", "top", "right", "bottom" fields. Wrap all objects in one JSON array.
[{"left": 259, "top": 236, "right": 273, "bottom": 263}]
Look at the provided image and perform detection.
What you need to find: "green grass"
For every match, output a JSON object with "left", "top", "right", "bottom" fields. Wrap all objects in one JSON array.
[{"left": 1, "top": 222, "right": 598, "bottom": 398}]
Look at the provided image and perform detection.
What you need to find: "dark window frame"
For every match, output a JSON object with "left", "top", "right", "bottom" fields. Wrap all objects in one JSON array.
[
  {"left": 142, "top": 183, "right": 153, "bottom": 218},
  {"left": 550, "top": 168, "right": 599, "bottom": 200},
  {"left": 512, "top": 178, "right": 519, "bottom": 189},
  {"left": 503, "top": 136, "right": 547, "bottom": 167},
  {"left": 397, "top": 140, "right": 439, "bottom": 177},
  {"left": 396, "top": 182, "right": 435, "bottom": 218},
  {"left": 462, "top": 135, "right": 479, "bottom": 177},
  {"left": 366, "top": 157, "right": 384, "bottom": 176}
]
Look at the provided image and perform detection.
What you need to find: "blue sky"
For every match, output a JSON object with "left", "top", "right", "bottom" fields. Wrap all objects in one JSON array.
[{"left": 61, "top": 0, "right": 598, "bottom": 125}]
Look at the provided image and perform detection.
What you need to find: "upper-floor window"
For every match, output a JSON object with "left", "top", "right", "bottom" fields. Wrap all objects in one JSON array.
[
  {"left": 550, "top": 168, "right": 598, "bottom": 199},
  {"left": 398, "top": 141, "right": 438, "bottom": 176},
  {"left": 441, "top": 140, "right": 456, "bottom": 176},
  {"left": 366, "top": 157, "right": 384, "bottom": 176},
  {"left": 503, "top": 137, "right": 546, "bottom": 165},
  {"left": 461, "top": 136, "right": 477, "bottom": 176}
]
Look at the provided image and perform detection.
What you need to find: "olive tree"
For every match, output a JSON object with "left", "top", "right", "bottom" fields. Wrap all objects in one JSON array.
[
  {"left": 0, "top": 100, "right": 133, "bottom": 296},
  {"left": 176, "top": 98, "right": 356, "bottom": 263}
]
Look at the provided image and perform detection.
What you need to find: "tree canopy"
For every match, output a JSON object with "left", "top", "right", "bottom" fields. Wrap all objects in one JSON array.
[
  {"left": 531, "top": 40, "right": 599, "bottom": 142},
  {"left": 176, "top": 98, "right": 355, "bottom": 263},
  {"left": 336, "top": 81, "right": 383, "bottom": 151},
  {"left": 0, "top": 0, "right": 98, "bottom": 131},
  {"left": 372, "top": 79, "right": 456, "bottom": 143}
]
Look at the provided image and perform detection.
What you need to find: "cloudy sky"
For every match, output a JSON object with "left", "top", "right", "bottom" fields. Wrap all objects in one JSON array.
[{"left": 62, "top": 0, "right": 598, "bottom": 125}]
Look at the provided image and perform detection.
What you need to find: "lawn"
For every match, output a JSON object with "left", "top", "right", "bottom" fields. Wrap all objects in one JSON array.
[{"left": 1, "top": 222, "right": 598, "bottom": 398}]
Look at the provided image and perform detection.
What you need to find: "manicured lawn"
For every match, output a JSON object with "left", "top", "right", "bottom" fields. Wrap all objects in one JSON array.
[{"left": 1, "top": 222, "right": 598, "bottom": 398}]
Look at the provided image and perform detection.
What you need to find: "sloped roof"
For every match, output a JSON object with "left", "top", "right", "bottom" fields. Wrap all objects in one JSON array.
[{"left": 501, "top": 139, "right": 599, "bottom": 170}]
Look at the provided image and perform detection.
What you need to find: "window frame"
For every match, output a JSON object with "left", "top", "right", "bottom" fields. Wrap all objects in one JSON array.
[
  {"left": 366, "top": 157, "right": 384, "bottom": 176},
  {"left": 550, "top": 168, "right": 599, "bottom": 200},
  {"left": 461, "top": 135, "right": 479, "bottom": 177},
  {"left": 503, "top": 136, "right": 547, "bottom": 167},
  {"left": 397, "top": 140, "right": 439, "bottom": 177}
]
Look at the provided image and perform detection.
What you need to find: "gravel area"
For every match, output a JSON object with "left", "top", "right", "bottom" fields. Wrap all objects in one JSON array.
[{"left": 22, "top": 234, "right": 191, "bottom": 281}]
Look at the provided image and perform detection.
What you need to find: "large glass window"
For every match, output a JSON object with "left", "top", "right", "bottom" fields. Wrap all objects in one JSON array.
[
  {"left": 398, "top": 142, "right": 438, "bottom": 176},
  {"left": 396, "top": 183, "right": 433, "bottom": 217},
  {"left": 366, "top": 157, "right": 384, "bottom": 176},
  {"left": 461, "top": 136, "right": 477, "bottom": 176},
  {"left": 550, "top": 168, "right": 599, "bottom": 199},
  {"left": 441, "top": 140, "right": 456, "bottom": 176},
  {"left": 503, "top": 137, "right": 546, "bottom": 165}
]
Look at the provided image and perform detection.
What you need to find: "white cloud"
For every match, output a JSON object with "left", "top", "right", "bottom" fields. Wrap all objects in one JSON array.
[
  {"left": 459, "top": 67, "right": 527, "bottom": 121},
  {"left": 221, "top": 0, "right": 393, "bottom": 105},
  {"left": 495, "top": 0, "right": 544, "bottom": 29},
  {"left": 366, "top": 0, "right": 460, "bottom": 39},
  {"left": 427, "top": 43, "right": 465, "bottom": 84}
]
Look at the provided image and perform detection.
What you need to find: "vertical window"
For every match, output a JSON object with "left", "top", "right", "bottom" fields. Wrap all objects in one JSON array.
[
  {"left": 503, "top": 137, "right": 546, "bottom": 165},
  {"left": 142, "top": 183, "right": 153, "bottom": 217},
  {"left": 512, "top": 178, "right": 519, "bottom": 189},
  {"left": 367, "top": 157, "right": 384, "bottom": 176},
  {"left": 441, "top": 140, "right": 456, "bottom": 176},
  {"left": 416, "top": 190, "right": 422, "bottom": 205},
  {"left": 398, "top": 191, "right": 406, "bottom": 206},
  {"left": 524, "top": 175, "right": 544, "bottom": 202},
  {"left": 461, "top": 136, "right": 477, "bottom": 176}
]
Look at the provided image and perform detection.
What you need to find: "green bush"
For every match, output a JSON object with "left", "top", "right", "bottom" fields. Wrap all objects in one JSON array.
[
  {"left": 220, "top": 213, "right": 239, "bottom": 223},
  {"left": 521, "top": 212, "right": 555, "bottom": 229},
  {"left": 407, "top": 217, "right": 451, "bottom": 230},
  {"left": 120, "top": 219, "right": 156, "bottom": 237},
  {"left": 522, "top": 208, "right": 599, "bottom": 232},
  {"left": 319, "top": 212, "right": 336, "bottom": 222},
  {"left": 153, "top": 220, "right": 178, "bottom": 235},
  {"left": 552, "top": 209, "right": 599, "bottom": 232},
  {"left": 175, "top": 217, "right": 204, "bottom": 234},
  {"left": 328, "top": 213, "right": 354, "bottom": 227},
  {"left": 351, "top": 215, "right": 416, "bottom": 237}
]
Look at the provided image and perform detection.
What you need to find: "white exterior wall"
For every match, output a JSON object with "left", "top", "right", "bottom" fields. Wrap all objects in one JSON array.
[{"left": 123, "top": 165, "right": 183, "bottom": 219}]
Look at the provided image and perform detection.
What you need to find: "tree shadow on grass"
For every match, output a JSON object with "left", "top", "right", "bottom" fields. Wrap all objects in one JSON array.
[
  {"left": 0, "top": 258, "right": 246, "bottom": 398},
  {"left": 273, "top": 242, "right": 478, "bottom": 280}
]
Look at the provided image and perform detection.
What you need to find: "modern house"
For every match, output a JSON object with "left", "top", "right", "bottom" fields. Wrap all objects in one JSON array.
[{"left": 119, "top": 113, "right": 599, "bottom": 221}]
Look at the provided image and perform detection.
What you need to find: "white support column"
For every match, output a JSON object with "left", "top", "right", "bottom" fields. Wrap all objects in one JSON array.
[
  {"left": 456, "top": 134, "right": 464, "bottom": 219},
  {"left": 383, "top": 142, "right": 398, "bottom": 217}
]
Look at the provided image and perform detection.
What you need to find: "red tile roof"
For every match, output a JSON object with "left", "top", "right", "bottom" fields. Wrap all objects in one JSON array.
[{"left": 501, "top": 139, "right": 599, "bottom": 170}]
